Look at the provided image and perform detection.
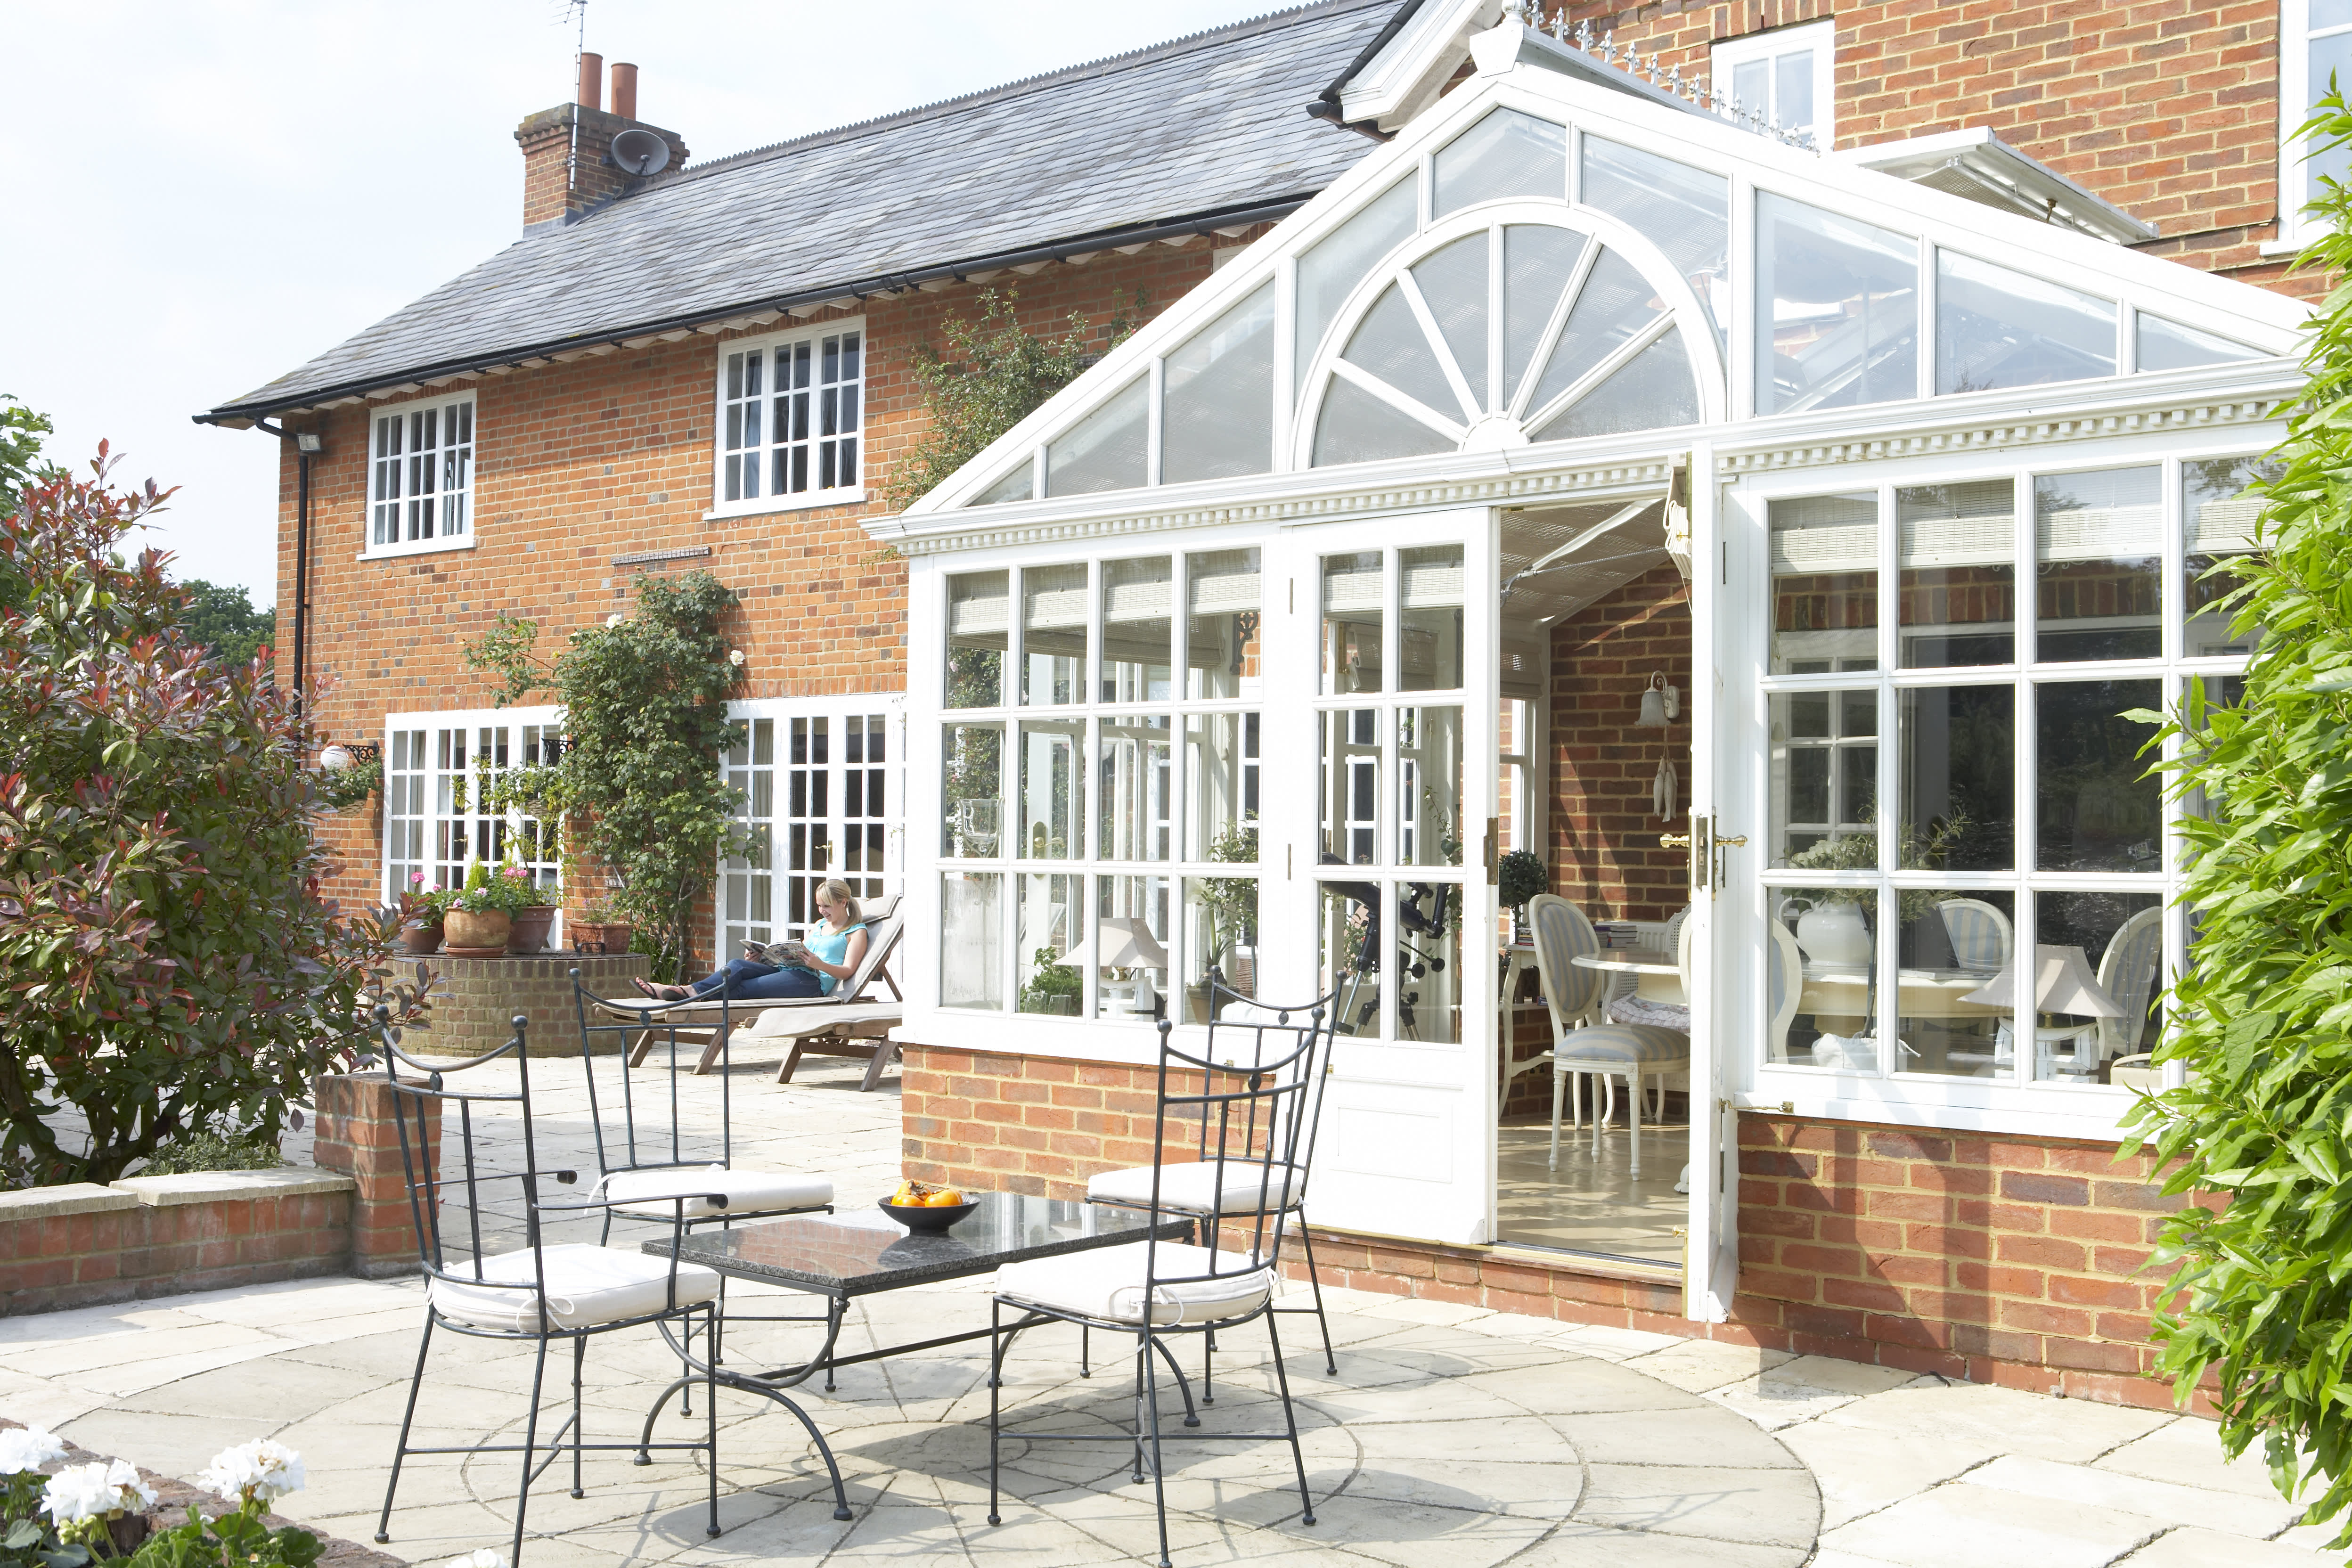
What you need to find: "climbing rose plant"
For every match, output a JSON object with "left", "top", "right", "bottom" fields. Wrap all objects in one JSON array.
[
  {"left": 0, "top": 448, "right": 408, "bottom": 1187},
  {"left": 2122, "top": 90, "right": 2352, "bottom": 1546}
]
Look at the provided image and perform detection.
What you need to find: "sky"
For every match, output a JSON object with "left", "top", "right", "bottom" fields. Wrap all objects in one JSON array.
[{"left": 2, "top": 0, "right": 1329, "bottom": 607}]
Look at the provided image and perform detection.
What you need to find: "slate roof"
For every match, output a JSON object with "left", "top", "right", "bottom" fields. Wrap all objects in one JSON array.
[{"left": 201, "top": 0, "right": 1399, "bottom": 423}]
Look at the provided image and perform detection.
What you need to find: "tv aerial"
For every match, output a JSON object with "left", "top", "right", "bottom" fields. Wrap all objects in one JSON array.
[{"left": 611, "top": 128, "right": 669, "bottom": 176}]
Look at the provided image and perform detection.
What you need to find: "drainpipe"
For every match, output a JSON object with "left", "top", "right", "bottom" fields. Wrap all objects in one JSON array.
[{"left": 252, "top": 421, "right": 322, "bottom": 699}]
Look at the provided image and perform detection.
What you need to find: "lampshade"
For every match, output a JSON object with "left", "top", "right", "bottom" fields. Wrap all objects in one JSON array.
[
  {"left": 1052, "top": 917, "right": 1168, "bottom": 974},
  {"left": 1959, "top": 945, "right": 2123, "bottom": 1018}
]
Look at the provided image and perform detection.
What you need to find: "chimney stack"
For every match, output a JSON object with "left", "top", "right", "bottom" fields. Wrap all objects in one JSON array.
[{"left": 514, "top": 57, "right": 688, "bottom": 232}]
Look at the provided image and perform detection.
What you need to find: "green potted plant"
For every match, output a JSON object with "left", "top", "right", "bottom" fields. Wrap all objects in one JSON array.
[
  {"left": 1783, "top": 810, "right": 1972, "bottom": 965},
  {"left": 1192, "top": 824, "right": 1259, "bottom": 1015},
  {"left": 498, "top": 862, "right": 558, "bottom": 954},
  {"left": 444, "top": 863, "right": 518, "bottom": 956},
  {"left": 397, "top": 874, "right": 453, "bottom": 955},
  {"left": 1497, "top": 849, "right": 1548, "bottom": 943},
  {"left": 1017, "top": 946, "right": 1081, "bottom": 1015}
]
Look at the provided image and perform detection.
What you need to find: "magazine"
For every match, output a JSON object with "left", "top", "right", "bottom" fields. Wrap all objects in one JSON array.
[{"left": 745, "top": 939, "right": 811, "bottom": 968}]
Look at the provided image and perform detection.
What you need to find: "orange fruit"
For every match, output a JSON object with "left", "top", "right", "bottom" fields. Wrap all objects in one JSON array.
[{"left": 924, "top": 1188, "right": 964, "bottom": 1207}]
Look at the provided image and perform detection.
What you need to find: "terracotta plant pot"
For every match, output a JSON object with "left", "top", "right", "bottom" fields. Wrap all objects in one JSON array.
[
  {"left": 572, "top": 921, "right": 634, "bottom": 955},
  {"left": 399, "top": 917, "right": 444, "bottom": 956},
  {"left": 443, "top": 908, "right": 512, "bottom": 956},
  {"left": 508, "top": 906, "right": 556, "bottom": 955}
]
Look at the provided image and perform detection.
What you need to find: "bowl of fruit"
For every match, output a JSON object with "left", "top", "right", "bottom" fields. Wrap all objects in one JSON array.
[{"left": 879, "top": 1181, "right": 978, "bottom": 1234}]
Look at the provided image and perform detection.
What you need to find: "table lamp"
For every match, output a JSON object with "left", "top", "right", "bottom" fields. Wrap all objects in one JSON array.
[
  {"left": 1958, "top": 945, "right": 2123, "bottom": 1021},
  {"left": 1054, "top": 919, "right": 1169, "bottom": 1012}
]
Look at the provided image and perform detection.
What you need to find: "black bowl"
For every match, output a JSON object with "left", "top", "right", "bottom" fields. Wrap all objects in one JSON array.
[{"left": 879, "top": 1197, "right": 979, "bottom": 1234}]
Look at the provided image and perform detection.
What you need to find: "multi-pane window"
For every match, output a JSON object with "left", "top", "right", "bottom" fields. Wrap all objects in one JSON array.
[
  {"left": 2286, "top": 0, "right": 2352, "bottom": 241},
  {"left": 719, "top": 702, "right": 900, "bottom": 960},
  {"left": 369, "top": 394, "right": 474, "bottom": 549},
  {"left": 380, "top": 710, "right": 560, "bottom": 903},
  {"left": 717, "top": 322, "right": 865, "bottom": 507},
  {"left": 1710, "top": 19, "right": 1833, "bottom": 147}
]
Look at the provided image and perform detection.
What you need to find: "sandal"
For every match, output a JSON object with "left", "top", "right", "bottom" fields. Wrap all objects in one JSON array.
[{"left": 631, "top": 977, "right": 684, "bottom": 1002}]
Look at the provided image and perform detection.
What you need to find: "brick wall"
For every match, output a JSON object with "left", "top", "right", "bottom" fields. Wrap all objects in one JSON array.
[
  {"left": 1547, "top": 0, "right": 2315, "bottom": 299},
  {"left": 312, "top": 1072, "right": 441, "bottom": 1278},
  {"left": 417, "top": 950, "right": 652, "bottom": 1057}
]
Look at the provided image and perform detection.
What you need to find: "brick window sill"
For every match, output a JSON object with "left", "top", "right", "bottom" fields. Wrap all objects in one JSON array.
[{"left": 359, "top": 534, "right": 477, "bottom": 563}]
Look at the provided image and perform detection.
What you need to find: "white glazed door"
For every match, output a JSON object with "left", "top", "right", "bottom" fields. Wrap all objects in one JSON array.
[{"left": 720, "top": 699, "right": 904, "bottom": 955}]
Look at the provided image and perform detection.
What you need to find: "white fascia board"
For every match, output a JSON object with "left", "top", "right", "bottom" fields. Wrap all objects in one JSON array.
[
  {"left": 1336, "top": 0, "right": 1502, "bottom": 132},
  {"left": 1836, "top": 127, "right": 2158, "bottom": 245}
]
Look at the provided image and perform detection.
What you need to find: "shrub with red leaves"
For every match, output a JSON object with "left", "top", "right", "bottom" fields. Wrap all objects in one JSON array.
[{"left": 0, "top": 446, "right": 408, "bottom": 1185}]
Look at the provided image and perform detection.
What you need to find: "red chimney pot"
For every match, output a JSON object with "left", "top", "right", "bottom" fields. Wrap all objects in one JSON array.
[
  {"left": 611, "top": 62, "right": 638, "bottom": 122},
  {"left": 576, "top": 51, "right": 603, "bottom": 111}
]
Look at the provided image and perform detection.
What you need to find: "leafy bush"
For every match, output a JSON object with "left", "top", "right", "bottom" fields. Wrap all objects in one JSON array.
[
  {"left": 2123, "top": 90, "right": 2352, "bottom": 1545},
  {"left": 137, "top": 1133, "right": 284, "bottom": 1177},
  {"left": 0, "top": 449, "right": 411, "bottom": 1186}
]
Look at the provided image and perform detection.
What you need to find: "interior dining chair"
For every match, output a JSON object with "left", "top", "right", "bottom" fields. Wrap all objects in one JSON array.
[
  {"left": 1527, "top": 896, "right": 1688, "bottom": 1173},
  {"left": 1602, "top": 904, "right": 1691, "bottom": 1123},
  {"left": 1936, "top": 898, "right": 2013, "bottom": 972}
]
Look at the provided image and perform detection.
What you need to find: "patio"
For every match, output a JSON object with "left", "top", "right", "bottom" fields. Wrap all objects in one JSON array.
[{"left": 0, "top": 1054, "right": 2326, "bottom": 1568}]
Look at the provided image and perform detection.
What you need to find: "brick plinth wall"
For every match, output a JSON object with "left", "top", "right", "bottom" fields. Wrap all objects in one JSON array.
[
  {"left": 421, "top": 951, "right": 651, "bottom": 1057},
  {"left": 314, "top": 1072, "right": 442, "bottom": 1278},
  {"left": 0, "top": 1171, "right": 356, "bottom": 1315}
]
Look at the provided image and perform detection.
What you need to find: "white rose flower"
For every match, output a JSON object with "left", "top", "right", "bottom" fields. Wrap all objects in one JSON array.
[
  {"left": 197, "top": 1438, "right": 305, "bottom": 1507},
  {"left": 728, "top": 649, "right": 746, "bottom": 667},
  {"left": 444, "top": 1550, "right": 508, "bottom": 1568},
  {"left": 0, "top": 1424, "right": 65, "bottom": 1477},
  {"left": 605, "top": 614, "right": 624, "bottom": 628},
  {"left": 41, "top": 1459, "right": 154, "bottom": 1524}
]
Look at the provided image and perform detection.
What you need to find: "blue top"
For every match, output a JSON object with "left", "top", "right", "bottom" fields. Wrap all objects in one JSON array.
[{"left": 801, "top": 920, "right": 866, "bottom": 997}]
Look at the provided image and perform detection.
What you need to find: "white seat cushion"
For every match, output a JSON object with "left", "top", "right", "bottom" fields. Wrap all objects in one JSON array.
[
  {"left": 431, "top": 1243, "right": 720, "bottom": 1332},
  {"left": 996, "top": 1241, "right": 1273, "bottom": 1326},
  {"left": 1086, "top": 1160, "right": 1302, "bottom": 1216},
  {"left": 1552, "top": 1023, "right": 1690, "bottom": 1070},
  {"left": 603, "top": 1164, "right": 832, "bottom": 1218}
]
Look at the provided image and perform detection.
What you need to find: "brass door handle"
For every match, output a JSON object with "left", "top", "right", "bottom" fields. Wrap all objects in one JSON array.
[
  {"left": 1660, "top": 833, "right": 1692, "bottom": 849},
  {"left": 1719, "top": 835, "right": 1749, "bottom": 849}
]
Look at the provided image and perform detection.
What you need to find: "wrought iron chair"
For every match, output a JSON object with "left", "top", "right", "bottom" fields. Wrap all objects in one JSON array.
[
  {"left": 368, "top": 1009, "right": 738, "bottom": 1566},
  {"left": 986, "top": 1007, "right": 1337, "bottom": 1568},
  {"left": 1084, "top": 984, "right": 1343, "bottom": 1374}
]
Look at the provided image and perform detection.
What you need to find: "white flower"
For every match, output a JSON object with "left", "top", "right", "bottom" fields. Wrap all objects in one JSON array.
[
  {"left": 0, "top": 1424, "right": 65, "bottom": 1477},
  {"left": 604, "top": 614, "right": 624, "bottom": 628},
  {"left": 728, "top": 649, "right": 746, "bottom": 667},
  {"left": 197, "top": 1438, "right": 305, "bottom": 1507},
  {"left": 444, "top": 1550, "right": 507, "bottom": 1568},
  {"left": 41, "top": 1459, "right": 155, "bottom": 1524}
]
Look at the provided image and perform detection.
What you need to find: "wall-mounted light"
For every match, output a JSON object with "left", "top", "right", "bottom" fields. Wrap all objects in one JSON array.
[
  {"left": 317, "top": 743, "right": 356, "bottom": 772},
  {"left": 295, "top": 432, "right": 325, "bottom": 455}
]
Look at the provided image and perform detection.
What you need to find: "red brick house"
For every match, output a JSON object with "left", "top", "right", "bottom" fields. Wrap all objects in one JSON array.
[{"left": 201, "top": 0, "right": 2330, "bottom": 1411}]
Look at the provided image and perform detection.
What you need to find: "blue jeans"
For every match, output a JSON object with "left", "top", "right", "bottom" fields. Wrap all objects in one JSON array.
[{"left": 686, "top": 959, "right": 824, "bottom": 1001}]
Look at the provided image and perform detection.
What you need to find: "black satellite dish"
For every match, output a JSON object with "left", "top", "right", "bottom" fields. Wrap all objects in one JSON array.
[{"left": 611, "top": 128, "right": 670, "bottom": 176}]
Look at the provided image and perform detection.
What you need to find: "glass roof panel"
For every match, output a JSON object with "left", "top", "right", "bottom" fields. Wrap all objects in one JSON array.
[
  {"left": 1296, "top": 177, "right": 1418, "bottom": 394},
  {"left": 1524, "top": 248, "right": 1664, "bottom": 416},
  {"left": 1936, "top": 250, "right": 2115, "bottom": 394},
  {"left": 1579, "top": 136, "right": 1730, "bottom": 348},
  {"left": 1503, "top": 225, "right": 1587, "bottom": 406},
  {"left": 1162, "top": 283, "right": 1274, "bottom": 485},
  {"left": 1313, "top": 376, "right": 1455, "bottom": 467},
  {"left": 973, "top": 463, "right": 1033, "bottom": 506},
  {"left": 1342, "top": 281, "right": 1460, "bottom": 417},
  {"left": 1045, "top": 376, "right": 1147, "bottom": 497},
  {"left": 1529, "top": 328, "right": 1699, "bottom": 443},
  {"left": 1757, "top": 193, "right": 1919, "bottom": 415},
  {"left": 1433, "top": 108, "right": 1567, "bottom": 217},
  {"left": 1412, "top": 231, "right": 1490, "bottom": 413},
  {"left": 2137, "top": 312, "right": 2262, "bottom": 373}
]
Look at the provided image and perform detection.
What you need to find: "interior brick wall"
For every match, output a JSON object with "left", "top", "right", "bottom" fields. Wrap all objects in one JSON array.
[{"left": 1547, "top": 0, "right": 2317, "bottom": 299}]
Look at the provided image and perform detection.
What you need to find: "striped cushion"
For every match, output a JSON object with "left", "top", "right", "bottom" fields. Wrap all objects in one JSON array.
[{"left": 1551, "top": 1023, "right": 1689, "bottom": 1069}]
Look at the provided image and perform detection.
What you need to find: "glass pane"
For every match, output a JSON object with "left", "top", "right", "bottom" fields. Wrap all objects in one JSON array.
[
  {"left": 941, "top": 722, "right": 1003, "bottom": 857},
  {"left": 1184, "top": 711, "right": 1260, "bottom": 860},
  {"left": 1433, "top": 108, "right": 1568, "bottom": 217},
  {"left": 2183, "top": 455, "right": 2281, "bottom": 656},
  {"left": 1757, "top": 194, "right": 1920, "bottom": 415},
  {"left": 1891, "top": 890, "right": 2015, "bottom": 1078},
  {"left": 1524, "top": 248, "right": 1665, "bottom": 416},
  {"left": 2136, "top": 312, "right": 2259, "bottom": 373},
  {"left": 1185, "top": 548, "right": 1261, "bottom": 700},
  {"left": 1094, "top": 874, "right": 1172, "bottom": 1021},
  {"left": 1399, "top": 545, "right": 1464, "bottom": 692},
  {"left": 1775, "top": 49, "right": 1816, "bottom": 144},
  {"left": 1321, "top": 553, "right": 1385, "bottom": 695},
  {"left": 1097, "top": 713, "right": 1173, "bottom": 863},
  {"left": 1396, "top": 883, "right": 1463, "bottom": 1043},
  {"left": 1341, "top": 282, "right": 1460, "bottom": 417},
  {"left": 1322, "top": 705, "right": 1382, "bottom": 866},
  {"left": 1897, "top": 481, "right": 2015, "bottom": 667},
  {"left": 940, "top": 872, "right": 1003, "bottom": 1010},
  {"left": 1412, "top": 231, "right": 1489, "bottom": 411},
  {"left": 2034, "top": 467, "right": 2161, "bottom": 662},
  {"left": 1503, "top": 224, "right": 1588, "bottom": 405},
  {"left": 1045, "top": 376, "right": 1147, "bottom": 496},
  {"left": 946, "top": 570, "right": 1008, "bottom": 708},
  {"left": 1015, "top": 872, "right": 1082, "bottom": 1016},
  {"left": 2031, "top": 891, "right": 2164, "bottom": 1083},
  {"left": 1319, "top": 877, "right": 1384, "bottom": 1037},
  {"left": 2034, "top": 679, "right": 2162, "bottom": 871},
  {"left": 973, "top": 463, "right": 1033, "bottom": 506},
  {"left": 1770, "top": 691, "right": 1877, "bottom": 869},
  {"left": 1396, "top": 705, "right": 1465, "bottom": 866},
  {"left": 1768, "top": 492, "right": 1878, "bottom": 672},
  {"left": 1312, "top": 376, "right": 1456, "bottom": 467},
  {"left": 1771, "top": 889, "right": 1885, "bottom": 1072},
  {"left": 1162, "top": 283, "right": 1274, "bottom": 484},
  {"left": 1017, "top": 720, "right": 1085, "bottom": 860},
  {"left": 1529, "top": 329, "right": 1700, "bottom": 443},
  {"left": 1578, "top": 138, "right": 1731, "bottom": 347},
  {"left": 1296, "top": 177, "right": 1419, "bottom": 393},
  {"left": 1936, "top": 250, "right": 2115, "bottom": 394},
  {"left": 2311, "top": 30, "right": 2352, "bottom": 204},
  {"left": 1021, "top": 563, "right": 1087, "bottom": 705},
  {"left": 1100, "top": 556, "right": 1173, "bottom": 702},
  {"left": 1182, "top": 875, "right": 1258, "bottom": 1021},
  {"left": 1898, "top": 685, "right": 2015, "bottom": 871}
]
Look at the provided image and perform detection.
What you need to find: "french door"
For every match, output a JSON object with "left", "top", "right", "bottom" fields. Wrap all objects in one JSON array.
[
  {"left": 719, "top": 698, "right": 904, "bottom": 953},
  {"left": 382, "top": 705, "right": 564, "bottom": 901}
]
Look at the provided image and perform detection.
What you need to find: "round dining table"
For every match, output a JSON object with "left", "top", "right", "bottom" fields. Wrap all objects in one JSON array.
[{"left": 1570, "top": 949, "right": 2007, "bottom": 1034}]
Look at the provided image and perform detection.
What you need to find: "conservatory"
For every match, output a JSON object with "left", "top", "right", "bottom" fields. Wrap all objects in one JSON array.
[{"left": 867, "top": 23, "right": 2307, "bottom": 1322}]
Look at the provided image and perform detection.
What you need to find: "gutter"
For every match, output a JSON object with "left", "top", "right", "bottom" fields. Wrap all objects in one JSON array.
[
  {"left": 1307, "top": 0, "right": 1428, "bottom": 139},
  {"left": 193, "top": 197, "right": 1315, "bottom": 428}
]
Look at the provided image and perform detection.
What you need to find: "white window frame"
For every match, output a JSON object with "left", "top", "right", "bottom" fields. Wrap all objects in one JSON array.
[
  {"left": 381, "top": 705, "right": 564, "bottom": 909},
  {"left": 1709, "top": 19, "right": 1836, "bottom": 151},
  {"left": 361, "top": 392, "right": 476, "bottom": 561},
  {"left": 709, "top": 318, "right": 868, "bottom": 518},
  {"left": 715, "top": 695, "right": 905, "bottom": 961},
  {"left": 2276, "top": 0, "right": 2352, "bottom": 250}
]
